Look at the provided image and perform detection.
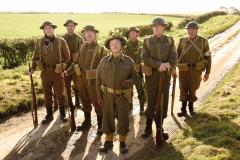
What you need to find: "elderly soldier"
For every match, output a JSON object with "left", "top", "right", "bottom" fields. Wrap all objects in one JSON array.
[
  {"left": 141, "top": 18, "right": 177, "bottom": 139},
  {"left": 124, "top": 27, "right": 146, "bottom": 115},
  {"left": 177, "top": 21, "right": 211, "bottom": 117},
  {"left": 29, "top": 21, "right": 70, "bottom": 124},
  {"left": 97, "top": 35, "right": 137, "bottom": 153},
  {"left": 62, "top": 20, "right": 84, "bottom": 108},
  {"left": 64, "top": 25, "right": 108, "bottom": 135}
]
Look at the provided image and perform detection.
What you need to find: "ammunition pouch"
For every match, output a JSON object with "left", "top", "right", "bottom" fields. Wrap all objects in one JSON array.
[
  {"left": 55, "top": 63, "right": 66, "bottom": 73},
  {"left": 86, "top": 69, "right": 97, "bottom": 80},
  {"left": 195, "top": 60, "right": 207, "bottom": 71},
  {"left": 177, "top": 63, "right": 189, "bottom": 72},
  {"left": 141, "top": 64, "right": 152, "bottom": 76}
]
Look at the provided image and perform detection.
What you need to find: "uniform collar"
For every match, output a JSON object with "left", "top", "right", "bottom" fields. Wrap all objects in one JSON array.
[
  {"left": 86, "top": 41, "right": 97, "bottom": 47},
  {"left": 127, "top": 39, "right": 139, "bottom": 47},
  {"left": 153, "top": 34, "right": 164, "bottom": 42},
  {"left": 67, "top": 32, "right": 76, "bottom": 37},
  {"left": 108, "top": 52, "right": 125, "bottom": 62},
  {"left": 188, "top": 35, "right": 199, "bottom": 43}
]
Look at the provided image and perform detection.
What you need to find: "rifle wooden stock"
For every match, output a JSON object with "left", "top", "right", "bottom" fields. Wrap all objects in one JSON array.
[
  {"left": 171, "top": 76, "right": 176, "bottom": 114},
  {"left": 62, "top": 66, "right": 76, "bottom": 132},
  {"left": 155, "top": 73, "right": 165, "bottom": 146},
  {"left": 29, "top": 64, "right": 38, "bottom": 128}
]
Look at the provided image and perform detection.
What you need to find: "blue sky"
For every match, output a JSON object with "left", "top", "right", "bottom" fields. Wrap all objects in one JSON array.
[{"left": 0, "top": 0, "right": 239, "bottom": 13}]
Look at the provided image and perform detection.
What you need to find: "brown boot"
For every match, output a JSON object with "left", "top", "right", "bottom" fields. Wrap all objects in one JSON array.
[
  {"left": 99, "top": 141, "right": 113, "bottom": 152},
  {"left": 189, "top": 102, "right": 196, "bottom": 116},
  {"left": 120, "top": 142, "right": 128, "bottom": 154},
  {"left": 96, "top": 115, "right": 103, "bottom": 136},
  {"left": 177, "top": 102, "right": 187, "bottom": 117},
  {"left": 42, "top": 106, "right": 54, "bottom": 124},
  {"left": 59, "top": 106, "right": 68, "bottom": 122},
  {"left": 141, "top": 118, "right": 153, "bottom": 138}
]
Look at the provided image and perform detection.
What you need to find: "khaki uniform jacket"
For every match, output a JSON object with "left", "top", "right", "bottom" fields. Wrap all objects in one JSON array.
[
  {"left": 33, "top": 37, "right": 70, "bottom": 68},
  {"left": 177, "top": 36, "right": 211, "bottom": 74},
  {"left": 96, "top": 53, "right": 138, "bottom": 99},
  {"left": 62, "top": 33, "right": 84, "bottom": 68}
]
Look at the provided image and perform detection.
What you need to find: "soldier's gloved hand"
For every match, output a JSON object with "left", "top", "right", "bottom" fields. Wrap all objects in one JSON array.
[
  {"left": 98, "top": 97, "right": 104, "bottom": 108},
  {"left": 203, "top": 73, "right": 209, "bottom": 82},
  {"left": 122, "top": 80, "right": 132, "bottom": 88}
]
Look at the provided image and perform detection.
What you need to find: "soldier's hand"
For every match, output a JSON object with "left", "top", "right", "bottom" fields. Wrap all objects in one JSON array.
[
  {"left": 61, "top": 71, "right": 68, "bottom": 77},
  {"left": 122, "top": 80, "right": 132, "bottom": 88},
  {"left": 203, "top": 74, "right": 209, "bottom": 82},
  {"left": 172, "top": 72, "right": 177, "bottom": 78},
  {"left": 164, "top": 63, "right": 171, "bottom": 71},
  {"left": 98, "top": 97, "right": 104, "bottom": 108},
  {"left": 28, "top": 69, "right": 34, "bottom": 76},
  {"left": 159, "top": 63, "right": 170, "bottom": 72}
]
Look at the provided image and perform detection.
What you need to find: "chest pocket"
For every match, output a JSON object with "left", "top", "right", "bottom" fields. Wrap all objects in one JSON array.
[{"left": 159, "top": 43, "right": 170, "bottom": 60}]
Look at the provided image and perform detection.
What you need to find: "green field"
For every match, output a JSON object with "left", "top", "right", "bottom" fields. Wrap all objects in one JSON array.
[{"left": 0, "top": 13, "right": 182, "bottom": 39}]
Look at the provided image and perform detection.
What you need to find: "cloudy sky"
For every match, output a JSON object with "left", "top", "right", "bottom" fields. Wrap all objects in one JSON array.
[{"left": 0, "top": 0, "right": 239, "bottom": 13}]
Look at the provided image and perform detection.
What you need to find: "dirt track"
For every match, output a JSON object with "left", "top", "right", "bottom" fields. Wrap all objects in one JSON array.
[{"left": 1, "top": 21, "right": 240, "bottom": 160}]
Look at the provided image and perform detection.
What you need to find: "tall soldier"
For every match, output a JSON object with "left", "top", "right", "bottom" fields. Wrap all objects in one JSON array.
[
  {"left": 97, "top": 35, "right": 138, "bottom": 153},
  {"left": 62, "top": 20, "right": 84, "bottom": 108},
  {"left": 64, "top": 25, "right": 108, "bottom": 135},
  {"left": 124, "top": 27, "right": 146, "bottom": 115},
  {"left": 141, "top": 18, "right": 177, "bottom": 139},
  {"left": 29, "top": 21, "right": 70, "bottom": 124},
  {"left": 177, "top": 21, "right": 211, "bottom": 117}
]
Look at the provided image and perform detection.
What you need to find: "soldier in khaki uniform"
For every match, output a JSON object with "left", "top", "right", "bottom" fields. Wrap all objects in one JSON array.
[
  {"left": 124, "top": 27, "right": 146, "bottom": 115},
  {"left": 29, "top": 21, "right": 70, "bottom": 124},
  {"left": 141, "top": 18, "right": 177, "bottom": 139},
  {"left": 97, "top": 36, "right": 137, "bottom": 153},
  {"left": 177, "top": 21, "right": 211, "bottom": 117},
  {"left": 64, "top": 25, "right": 108, "bottom": 135},
  {"left": 62, "top": 20, "right": 84, "bottom": 108}
]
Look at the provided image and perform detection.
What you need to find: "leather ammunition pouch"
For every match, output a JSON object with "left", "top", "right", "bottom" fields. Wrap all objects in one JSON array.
[
  {"left": 86, "top": 69, "right": 97, "bottom": 80},
  {"left": 177, "top": 63, "right": 189, "bottom": 72},
  {"left": 141, "top": 64, "right": 152, "bottom": 76},
  {"left": 55, "top": 63, "right": 66, "bottom": 73}
]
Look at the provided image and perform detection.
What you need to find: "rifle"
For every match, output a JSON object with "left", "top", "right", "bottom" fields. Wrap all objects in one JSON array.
[
  {"left": 155, "top": 73, "right": 165, "bottom": 146},
  {"left": 62, "top": 65, "right": 76, "bottom": 132},
  {"left": 29, "top": 63, "right": 38, "bottom": 128},
  {"left": 171, "top": 75, "right": 177, "bottom": 115}
]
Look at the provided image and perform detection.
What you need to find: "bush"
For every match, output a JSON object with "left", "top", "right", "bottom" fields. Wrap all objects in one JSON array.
[
  {"left": 111, "top": 21, "right": 173, "bottom": 38},
  {"left": 0, "top": 38, "right": 35, "bottom": 69},
  {"left": 177, "top": 11, "right": 227, "bottom": 29}
]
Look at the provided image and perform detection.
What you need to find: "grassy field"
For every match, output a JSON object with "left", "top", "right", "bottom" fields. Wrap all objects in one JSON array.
[
  {"left": 0, "top": 13, "right": 182, "bottom": 39},
  {"left": 0, "top": 66, "right": 43, "bottom": 119},
  {"left": 168, "top": 15, "right": 240, "bottom": 43},
  {"left": 154, "top": 63, "right": 240, "bottom": 160},
  {"left": 0, "top": 14, "right": 239, "bottom": 119}
]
